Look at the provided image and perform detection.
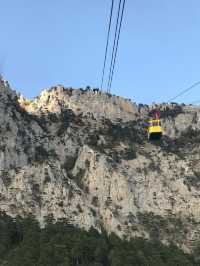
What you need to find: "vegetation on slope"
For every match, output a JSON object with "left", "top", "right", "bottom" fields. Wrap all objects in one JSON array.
[{"left": 0, "top": 212, "right": 197, "bottom": 266}]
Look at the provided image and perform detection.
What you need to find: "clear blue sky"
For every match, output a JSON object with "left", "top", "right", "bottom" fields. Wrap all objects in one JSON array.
[{"left": 1, "top": 0, "right": 200, "bottom": 104}]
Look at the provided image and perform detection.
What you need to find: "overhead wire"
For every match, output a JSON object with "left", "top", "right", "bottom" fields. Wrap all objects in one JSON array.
[
  {"left": 108, "top": 0, "right": 126, "bottom": 93},
  {"left": 107, "top": 0, "right": 125, "bottom": 94},
  {"left": 100, "top": 0, "right": 115, "bottom": 90},
  {"left": 101, "top": 2, "right": 198, "bottom": 105},
  {"left": 167, "top": 81, "right": 200, "bottom": 103}
]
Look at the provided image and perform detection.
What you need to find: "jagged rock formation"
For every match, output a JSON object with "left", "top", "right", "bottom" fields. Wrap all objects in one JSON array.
[{"left": 1, "top": 76, "right": 200, "bottom": 253}]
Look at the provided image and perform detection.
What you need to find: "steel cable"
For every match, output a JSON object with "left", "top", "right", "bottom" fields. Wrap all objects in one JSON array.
[{"left": 100, "top": 0, "right": 115, "bottom": 90}]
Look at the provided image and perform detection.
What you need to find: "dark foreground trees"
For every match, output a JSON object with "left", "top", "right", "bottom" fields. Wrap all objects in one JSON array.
[{"left": 0, "top": 212, "right": 197, "bottom": 266}]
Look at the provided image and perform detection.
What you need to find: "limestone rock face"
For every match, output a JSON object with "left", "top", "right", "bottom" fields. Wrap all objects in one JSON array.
[{"left": 1, "top": 78, "right": 200, "bottom": 253}]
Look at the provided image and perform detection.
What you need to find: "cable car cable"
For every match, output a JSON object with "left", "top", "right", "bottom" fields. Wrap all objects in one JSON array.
[
  {"left": 167, "top": 81, "right": 200, "bottom": 103},
  {"left": 100, "top": 0, "right": 115, "bottom": 90},
  {"left": 108, "top": 0, "right": 126, "bottom": 92},
  {"left": 107, "top": 0, "right": 123, "bottom": 93}
]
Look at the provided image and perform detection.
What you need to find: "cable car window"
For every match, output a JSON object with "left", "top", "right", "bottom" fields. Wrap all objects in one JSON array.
[{"left": 152, "top": 121, "right": 159, "bottom": 126}]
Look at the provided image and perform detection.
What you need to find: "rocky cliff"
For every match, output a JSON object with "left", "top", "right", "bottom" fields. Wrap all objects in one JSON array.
[{"left": 1, "top": 76, "right": 200, "bottom": 253}]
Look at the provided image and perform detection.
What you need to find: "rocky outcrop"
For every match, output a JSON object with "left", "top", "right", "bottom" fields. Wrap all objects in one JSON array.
[{"left": 1, "top": 76, "right": 200, "bottom": 253}]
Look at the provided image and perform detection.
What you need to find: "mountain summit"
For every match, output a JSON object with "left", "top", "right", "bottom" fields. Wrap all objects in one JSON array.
[{"left": 1, "top": 77, "right": 200, "bottom": 253}]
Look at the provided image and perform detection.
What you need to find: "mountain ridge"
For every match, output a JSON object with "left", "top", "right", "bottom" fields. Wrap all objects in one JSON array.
[{"left": 1, "top": 76, "right": 200, "bottom": 253}]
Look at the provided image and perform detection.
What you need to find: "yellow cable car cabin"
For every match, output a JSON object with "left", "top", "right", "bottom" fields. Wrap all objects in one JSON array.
[{"left": 146, "top": 110, "right": 163, "bottom": 140}]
